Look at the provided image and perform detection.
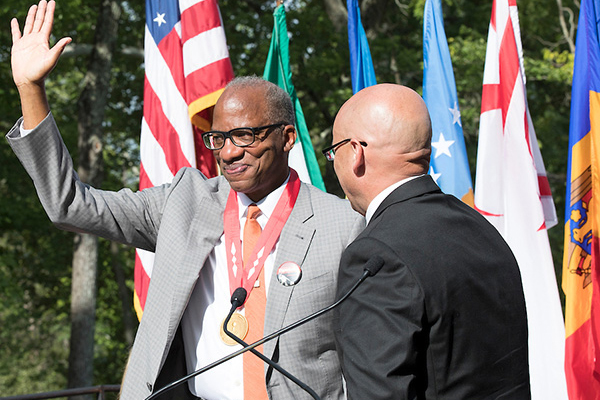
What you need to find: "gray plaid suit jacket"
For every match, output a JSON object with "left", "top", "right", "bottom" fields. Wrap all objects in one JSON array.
[{"left": 7, "top": 113, "right": 364, "bottom": 400}]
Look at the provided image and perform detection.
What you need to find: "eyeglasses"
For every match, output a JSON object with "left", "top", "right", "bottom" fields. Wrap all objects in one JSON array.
[
  {"left": 202, "top": 123, "right": 285, "bottom": 150},
  {"left": 321, "top": 138, "right": 367, "bottom": 161}
]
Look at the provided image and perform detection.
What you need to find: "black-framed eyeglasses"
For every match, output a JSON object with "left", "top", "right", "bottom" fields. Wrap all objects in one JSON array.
[
  {"left": 322, "top": 138, "right": 367, "bottom": 161},
  {"left": 202, "top": 122, "right": 286, "bottom": 150}
]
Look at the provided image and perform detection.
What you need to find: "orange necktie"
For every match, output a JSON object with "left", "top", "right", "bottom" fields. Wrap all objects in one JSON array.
[{"left": 243, "top": 204, "right": 268, "bottom": 400}]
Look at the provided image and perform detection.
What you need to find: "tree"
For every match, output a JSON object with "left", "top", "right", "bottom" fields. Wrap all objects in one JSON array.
[
  {"left": 0, "top": 0, "right": 582, "bottom": 394},
  {"left": 67, "top": 0, "right": 121, "bottom": 396},
  {"left": 0, "top": 0, "right": 143, "bottom": 394}
]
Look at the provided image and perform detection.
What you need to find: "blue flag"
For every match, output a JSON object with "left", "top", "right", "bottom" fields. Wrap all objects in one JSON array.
[
  {"left": 563, "top": 1, "right": 600, "bottom": 397},
  {"left": 422, "top": 0, "right": 473, "bottom": 205},
  {"left": 347, "top": 0, "right": 376, "bottom": 93}
]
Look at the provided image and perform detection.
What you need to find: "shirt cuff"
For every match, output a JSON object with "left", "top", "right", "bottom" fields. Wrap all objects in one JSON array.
[{"left": 18, "top": 112, "right": 50, "bottom": 137}]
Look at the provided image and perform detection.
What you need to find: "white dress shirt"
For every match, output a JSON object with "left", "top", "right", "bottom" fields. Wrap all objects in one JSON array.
[
  {"left": 181, "top": 177, "right": 288, "bottom": 399},
  {"left": 365, "top": 175, "right": 424, "bottom": 225}
]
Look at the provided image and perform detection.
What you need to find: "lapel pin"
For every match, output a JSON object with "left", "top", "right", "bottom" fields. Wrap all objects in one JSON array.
[{"left": 277, "top": 261, "right": 302, "bottom": 286}]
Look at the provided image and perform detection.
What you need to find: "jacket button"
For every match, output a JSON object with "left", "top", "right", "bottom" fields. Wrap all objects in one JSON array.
[{"left": 147, "top": 382, "right": 153, "bottom": 392}]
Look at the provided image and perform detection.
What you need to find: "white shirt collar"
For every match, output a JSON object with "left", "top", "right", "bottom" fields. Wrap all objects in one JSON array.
[
  {"left": 237, "top": 173, "right": 290, "bottom": 220},
  {"left": 365, "top": 175, "right": 423, "bottom": 224}
]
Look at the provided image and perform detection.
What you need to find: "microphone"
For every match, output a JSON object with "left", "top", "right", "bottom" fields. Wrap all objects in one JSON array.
[
  {"left": 230, "top": 287, "right": 247, "bottom": 308},
  {"left": 363, "top": 255, "right": 385, "bottom": 276},
  {"left": 222, "top": 288, "right": 321, "bottom": 400},
  {"left": 146, "top": 256, "right": 385, "bottom": 400}
]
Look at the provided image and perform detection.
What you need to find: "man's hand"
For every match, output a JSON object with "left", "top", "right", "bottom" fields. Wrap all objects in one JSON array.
[
  {"left": 11, "top": 0, "right": 71, "bottom": 89},
  {"left": 10, "top": 0, "right": 71, "bottom": 129}
]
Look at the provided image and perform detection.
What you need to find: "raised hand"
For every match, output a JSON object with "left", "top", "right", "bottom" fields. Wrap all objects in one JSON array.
[
  {"left": 10, "top": 0, "right": 71, "bottom": 90},
  {"left": 10, "top": 0, "right": 72, "bottom": 129}
]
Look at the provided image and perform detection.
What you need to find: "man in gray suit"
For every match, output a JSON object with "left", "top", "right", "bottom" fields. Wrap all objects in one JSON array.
[{"left": 8, "top": 2, "right": 363, "bottom": 399}]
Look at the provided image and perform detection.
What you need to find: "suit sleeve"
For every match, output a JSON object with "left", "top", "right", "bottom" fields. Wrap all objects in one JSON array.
[
  {"left": 6, "top": 113, "right": 170, "bottom": 251},
  {"left": 334, "top": 236, "right": 425, "bottom": 400}
]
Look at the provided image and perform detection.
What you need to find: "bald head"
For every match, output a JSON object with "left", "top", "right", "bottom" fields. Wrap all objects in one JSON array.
[
  {"left": 331, "top": 84, "right": 432, "bottom": 214},
  {"left": 336, "top": 84, "right": 431, "bottom": 158}
]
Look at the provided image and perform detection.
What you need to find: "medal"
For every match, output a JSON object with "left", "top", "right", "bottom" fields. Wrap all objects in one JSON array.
[
  {"left": 220, "top": 312, "right": 249, "bottom": 346},
  {"left": 277, "top": 261, "right": 302, "bottom": 286}
]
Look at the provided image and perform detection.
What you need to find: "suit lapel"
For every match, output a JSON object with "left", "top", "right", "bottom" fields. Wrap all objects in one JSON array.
[
  {"left": 263, "top": 184, "right": 315, "bottom": 359},
  {"left": 166, "top": 179, "right": 230, "bottom": 342},
  {"left": 160, "top": 180, "right": 314, "bottom": 364}
]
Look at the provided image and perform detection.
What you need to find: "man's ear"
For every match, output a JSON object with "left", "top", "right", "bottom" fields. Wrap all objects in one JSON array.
[
  {"left": 282, "top": 125, "right": 297, "bottom": 152},
  {"left": 350, "top": 139, "right": 365, "bottom": 177}
]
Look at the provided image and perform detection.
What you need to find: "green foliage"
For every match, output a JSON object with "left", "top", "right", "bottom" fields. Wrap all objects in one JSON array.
[
  {"left": 0, "top": 145, "right": 73, "bottom": 393},
  {"left": 0, "top": 0, "right": 580, "bottom": 394},
  {"left": 0, "top": 0, "right": 142, "bottom": 394},
  {"left": 0, "top": 2, "right": 75, "bottom": 389}
]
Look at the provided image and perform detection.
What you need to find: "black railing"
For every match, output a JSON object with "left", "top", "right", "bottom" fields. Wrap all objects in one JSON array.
[{"left": 0, "top": 385, "right": 120, "bottom": 400}]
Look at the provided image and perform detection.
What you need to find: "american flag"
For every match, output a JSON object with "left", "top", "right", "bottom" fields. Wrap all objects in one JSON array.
[
  {"left": 135, "top": 0, "right": 234, "bottom": 319},
  {"left": 473, "top": 1, "right": 566, "bottom": 398}
]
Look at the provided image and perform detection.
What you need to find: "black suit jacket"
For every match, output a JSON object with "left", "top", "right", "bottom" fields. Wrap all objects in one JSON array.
[{"left": 334, "top": 175, "right": 530, "bottom": 400}]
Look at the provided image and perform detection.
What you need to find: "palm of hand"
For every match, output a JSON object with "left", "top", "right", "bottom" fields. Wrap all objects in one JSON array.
[
  {"left": 10, "top": 0, "right": 71, "bottom": 89},
  {"left": 12, "top": 33, "right": 54, "bottom": 87}
]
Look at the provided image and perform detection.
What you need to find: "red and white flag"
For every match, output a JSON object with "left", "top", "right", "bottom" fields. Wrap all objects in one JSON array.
[
  {"left": 135, "top": 0, "right": 234, "bottom": 319},
  {"left": 474, "top": 0, "right": 566, "bottom": 398}
]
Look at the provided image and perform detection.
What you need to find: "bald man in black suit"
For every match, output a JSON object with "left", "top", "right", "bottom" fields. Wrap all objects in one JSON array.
[{"left": 327, "top": 84, "right": 530, "bottom": 399}]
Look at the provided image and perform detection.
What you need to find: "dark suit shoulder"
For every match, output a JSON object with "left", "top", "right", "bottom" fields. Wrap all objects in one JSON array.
[{"left": 337, "top": 190, "right": 530, "bottom": 399}]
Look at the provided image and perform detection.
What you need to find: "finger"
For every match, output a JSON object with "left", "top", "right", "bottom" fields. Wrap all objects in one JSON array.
[
  {"left": 48, "top": 36, "right": 72, "bottom": 63},
  {"left": 23, "top": 4, "right": 38, "bottom": 35},
  {"left": 32, "top": 0, "right": 48, "bottom": 33},
  {"left": 40, "top": 0, "right": 55, "bottom": 37},
  {"left": 10, "top": 18, "right": 22, "bottom": 43}
]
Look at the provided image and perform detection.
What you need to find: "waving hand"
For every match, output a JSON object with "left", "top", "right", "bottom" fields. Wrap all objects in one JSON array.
[{"left": 10, "top": 0, "right": 71, "bottom": 128}]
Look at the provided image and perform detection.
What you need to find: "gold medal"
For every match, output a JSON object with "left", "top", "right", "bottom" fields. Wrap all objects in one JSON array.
[{"left": 220, "top": 312, "right": 249, "bottom": 346}]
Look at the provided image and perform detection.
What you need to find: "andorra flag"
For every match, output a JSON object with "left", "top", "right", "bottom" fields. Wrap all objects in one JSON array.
[{"left": 562, "top": 0, "right": 600, "bottom": 398}]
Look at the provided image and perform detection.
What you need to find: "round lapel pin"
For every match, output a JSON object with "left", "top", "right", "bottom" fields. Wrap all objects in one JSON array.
[{"left": 277, "top": 261, "right": 302, "bottom": 286}]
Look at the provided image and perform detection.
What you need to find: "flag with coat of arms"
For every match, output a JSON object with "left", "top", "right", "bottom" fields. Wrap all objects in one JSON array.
[{"left": 562, "top": 0, "right": 600, "bottom": 398}]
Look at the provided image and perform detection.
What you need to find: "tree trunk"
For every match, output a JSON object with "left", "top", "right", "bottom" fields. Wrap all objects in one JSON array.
[
  {"left": 322, "top": 0, "right": 347, "bottom": 32},
  {"left": 67, "top": 0, "right": 121, "bottom": 397},
  {"left": 68, "top": 234, "right": 99, "bottom": 396}
]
